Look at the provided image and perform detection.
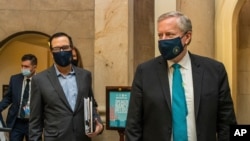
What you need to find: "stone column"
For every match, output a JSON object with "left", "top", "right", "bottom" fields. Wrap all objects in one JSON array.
[
  {"left": 94, "top": 1, "right": 131, "bottom": 140},
  {"left": 94, "top": 0, "right": 154, "bottom": 140},
  {"left": 177, "top": 0, "right": 215, "bottom": 58}
]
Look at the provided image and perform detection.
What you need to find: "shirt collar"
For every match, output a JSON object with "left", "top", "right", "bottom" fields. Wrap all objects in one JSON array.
[
  {"left": 167, "top": 51, "right": 191, "bottom": 70},
  {"left": 24, "top": 76, "right": 32, "bottom": 81},
  {"left": 54, "top": 64, "right": 75, "bottom": 77}
]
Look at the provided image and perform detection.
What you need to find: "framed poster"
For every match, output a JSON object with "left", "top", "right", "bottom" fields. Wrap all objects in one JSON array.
[
  {"left": 106, "top": 86, "right": 131, "bottom": 130},
  {"left": 2, "top": 85, "right": 9, "bottom": 98}
]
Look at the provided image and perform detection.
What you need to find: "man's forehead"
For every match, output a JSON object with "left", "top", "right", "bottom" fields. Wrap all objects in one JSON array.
[
  {"left": 51, "top": 36, "right": 70, "bottom": 45},
  {"left": 21, "top": 60, "right": 32, "bottom": 66}
]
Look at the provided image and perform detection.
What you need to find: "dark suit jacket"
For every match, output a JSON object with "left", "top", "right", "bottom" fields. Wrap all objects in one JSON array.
[
  {"left": 125, "top": 53, "right": 237, "bottom": 141},
  {"left": 29, "top": 65, "right": 102, "bottom": 141},
  {"left": 0, "top": 73, "right": 25, "bottom": 128}
]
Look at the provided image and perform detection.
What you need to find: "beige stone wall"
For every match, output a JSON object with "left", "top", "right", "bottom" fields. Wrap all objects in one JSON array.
[
  {"left": 94, "top": 0, "right": 154, "bottom": 140},
  {"left": 94, "top": 0, "right": 130, "bottom": 108},
  {"left": 94, "top": 0, "right": 131, "bottom": 140},
  {"left": 0, "top": 0, "right": 95, "bottom": 72},
  {"left": 154, "top": 0, "right": 176, "bottom": 56},
  {"left": 177, "top": 0, "right": 215, "bottom": 58}
]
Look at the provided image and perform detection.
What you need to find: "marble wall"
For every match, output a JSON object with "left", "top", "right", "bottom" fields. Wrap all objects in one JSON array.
[
  {"left": 94, "top": 0, "right": 154, "bottom": 140},
  {"left": 94, "top": 0, "right": 130, "bottom": 109},
  {"left": 94, "top": 0, "right": 154, "bottom": 109},
  {"left": 176, "top": 0, "right": 215, "bottom": 58},
  {"left": 133, "top": 0, "right": 155, "bottom": 66},
  {"left": 94, "top": 1, "right": 131, "bottom": 139}
]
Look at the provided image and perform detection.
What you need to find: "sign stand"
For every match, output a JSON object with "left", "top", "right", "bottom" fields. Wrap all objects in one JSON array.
[
  {"left": 106, "top": 86, "right": 131, "bottom": 141},
  {"left": 118, "top": 129, "right": 125, "bottom": 141}
]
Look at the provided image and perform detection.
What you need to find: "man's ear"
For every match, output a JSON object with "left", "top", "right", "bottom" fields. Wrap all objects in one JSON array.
[{"left": 185, "top": 31, "right": 192, "bottom": 45}]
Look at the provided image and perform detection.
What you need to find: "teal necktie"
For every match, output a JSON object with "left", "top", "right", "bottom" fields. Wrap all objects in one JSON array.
[{"left": 172, "top": 64, "right": 188, "bottom": 141}]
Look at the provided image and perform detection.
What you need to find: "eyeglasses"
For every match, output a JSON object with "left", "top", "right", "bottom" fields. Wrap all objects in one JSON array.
[{"left": 51, "top": 45, "right": 71, "bottom": 52}]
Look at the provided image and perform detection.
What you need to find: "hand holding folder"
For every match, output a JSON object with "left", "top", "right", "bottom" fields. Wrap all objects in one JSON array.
[{"left": 84, "top": 97, "right": 96, "bottom": 134}]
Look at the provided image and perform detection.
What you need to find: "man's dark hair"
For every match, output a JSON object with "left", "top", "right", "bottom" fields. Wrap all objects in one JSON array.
[
  {"left": 21, "top": 54, "right": 37, "bottom": 65},
  {"left": 48, "top": 32, "right": 73, "bottom": 50}
]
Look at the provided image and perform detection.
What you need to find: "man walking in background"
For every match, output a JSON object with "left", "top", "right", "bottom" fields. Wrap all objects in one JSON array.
[{"left": 0, "top": 54, "right": 37, "bottom": 141}]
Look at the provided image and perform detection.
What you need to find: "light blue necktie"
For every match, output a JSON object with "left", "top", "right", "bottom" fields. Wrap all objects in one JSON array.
[{"left": 172, "top": 64, "right": 188, "bottom": 141}]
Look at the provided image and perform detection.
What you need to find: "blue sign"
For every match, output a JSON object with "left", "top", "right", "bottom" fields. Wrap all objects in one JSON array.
[{"left": 109, "top": 91, "right": 130, "bottom": 128}]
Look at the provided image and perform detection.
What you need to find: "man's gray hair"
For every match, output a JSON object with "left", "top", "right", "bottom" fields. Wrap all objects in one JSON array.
[{"left": 157, "top": 11, "right": 192, "bottom": 33}]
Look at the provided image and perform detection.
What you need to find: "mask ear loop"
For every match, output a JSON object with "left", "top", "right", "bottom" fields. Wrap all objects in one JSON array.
[
  {"left": 181, "top": 31, "right": 191, "bottom": 46},
  {"left": 180, "top": 31, "right": 188, "bottom": 39}
]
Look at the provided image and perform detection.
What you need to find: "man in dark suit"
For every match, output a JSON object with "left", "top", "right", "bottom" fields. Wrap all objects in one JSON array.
[
  {"left": 29, "top": 32, "right": 103, "bottom": 141},
  {"left": 0, "top": 54, "right": 37, "bottom": 141},
  {"left": 125, "top": 11, "right": 237, "bottom": 141}
]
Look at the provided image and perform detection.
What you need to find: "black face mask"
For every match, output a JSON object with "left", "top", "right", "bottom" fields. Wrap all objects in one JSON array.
[
  {"left": 158, "top": 36, "right": 184, "bottom": 60},
  {"left": 53, "top": 51, "right": 72, "bottom": 67},
  {"left": 72, "top": 59, "right": 78, "bottom": 66}
]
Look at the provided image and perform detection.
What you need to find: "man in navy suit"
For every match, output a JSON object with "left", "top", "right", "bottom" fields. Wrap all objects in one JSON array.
[
  {"left": 0, "top": 54, "right": 37, "bottom": 141},
  {"left": 125, "top": 11, "right": 237, "bottom": 141}
]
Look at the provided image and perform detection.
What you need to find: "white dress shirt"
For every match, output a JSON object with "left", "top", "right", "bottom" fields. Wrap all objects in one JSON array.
[{"left": 168, "top": 51, "right": 197, "bottom": 141}]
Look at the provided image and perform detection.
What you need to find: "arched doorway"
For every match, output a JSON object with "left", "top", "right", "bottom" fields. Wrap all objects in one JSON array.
[
  {"left": 0, "top": 31, "right": 51, "bottom": 120},
  {"left": 215, "top": 0, "right": 250, "bottom": 123},
  {"left": 237, "top": 0, "right": 250, "bottom": 124}
]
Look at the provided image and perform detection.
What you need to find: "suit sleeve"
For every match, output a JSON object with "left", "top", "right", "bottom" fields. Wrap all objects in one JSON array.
[
  {"left": 125, "top": 65, "right": 143, "bottom": 141},
  {"left": 29, "top": 76, "right": 44, "bottom": 141},
  {"left": 87, "top": 72, "right": 103, "bottom": 133},
  {"left": 90, "top": 88, "right": 103, "bottom": 129},
  {"left": 217, "top": 63, "right": 237, "bottom": 141}
]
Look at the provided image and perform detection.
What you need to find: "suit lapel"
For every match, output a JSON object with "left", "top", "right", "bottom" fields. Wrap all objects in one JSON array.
[
  {"left": 155, "top": 57, "right": 172, "bottom": 111},
  {"left": 17, "top": 74, "right": 24, "bottom": 104},
  {"left": 47, "top": 66, "right": 72, "bottom": 111},
  {"left": 190, "top": 53, "right": 203, "bottom": 119},
  {"left": 73, "top": 68, "right": 85, "bottom": 113}
]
